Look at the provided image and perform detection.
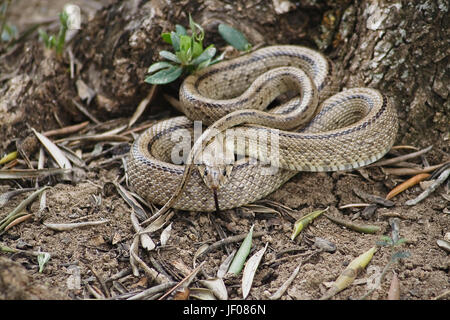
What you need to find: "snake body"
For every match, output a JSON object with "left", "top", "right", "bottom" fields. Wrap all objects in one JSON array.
[{"left": 127, "top": 46, "right": 398, "bottom": 211}]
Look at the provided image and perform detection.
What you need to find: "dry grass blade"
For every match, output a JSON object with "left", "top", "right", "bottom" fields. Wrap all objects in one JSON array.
[
  {"left": 54, "top": 133, "right": 130, "bottom": 145},
  {"left": 0, "top": 187, "right": 37, "bottom": 208},
  {"left": 386, "top": 173, "right": 430, "bottom": 200},
  {"left": 269, "top": 250, "right": 321, "bottom": 300},
  {"left": 128, "top": 84, "right": 158, "bottom": 128},
  {"left": 242, "top": 243, "right": 268, "bottom": 299},
  {"left": 43, "top": 220, "right": 109, "bottom": 231},
  {"left": 339, "top": 203, "right": 372, "bottom": 209},
  {"left": 140, "top": 210, "right": 174, "bottom": 234},
  {"left": 43, "top": 121, "right": 89, "bottom": 137},
  {"left": 390, "top": 145, "right": 419, "bottom": 151},
  {"left": 127, "top": 282, "right": 177, "bottom": 300},
  {"left": 383, "top": 161, "right": 450, "bottom": 176},
  {"left": 0, "top": 168, "right": 70, "bottom": 179},
  {"left": 242, "top": 203, "right": 279, "bottom": 214},
  {"left": 0, "top": 186, "right": 51, "bottom": 232},
  {"left": 72, "top": 99, "right": 101, "bottom": 124},
  {"left": 130, "top": 211, "right": 155, "bottom": 251},
  {"left": 217, "top": 249, "right": 236, "bottom": 278},
  {"left": 32, "top": 128, "right": 72, "bottom": 169},
  {"left": 114, "top": 182, "right": 148, "bottom": 221},
  {"left": 158, "top": 261, "right": 206, "bottom": 300}
]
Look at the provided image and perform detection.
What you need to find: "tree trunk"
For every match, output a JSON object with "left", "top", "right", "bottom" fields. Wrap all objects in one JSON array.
[{"left": 1, "top": 0, "right": 448, "bottom": 157}]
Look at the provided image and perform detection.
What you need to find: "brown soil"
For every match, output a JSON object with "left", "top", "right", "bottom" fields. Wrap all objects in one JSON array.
[{"left": 0, "top": 0, "right": 448, "bottom": 301}]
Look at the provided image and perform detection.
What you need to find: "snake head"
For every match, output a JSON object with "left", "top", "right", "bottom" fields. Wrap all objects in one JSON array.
[
  {"left": 195, "top": 137, "right": 235, "bottom": 191},
  {"left": 197, "top": 163, "right": 233, "bottom": 191}
]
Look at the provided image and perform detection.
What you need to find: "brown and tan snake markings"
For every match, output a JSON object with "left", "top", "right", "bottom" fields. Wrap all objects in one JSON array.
[{"left": 128, "top": 45, "right": 398, "bottom": 212}]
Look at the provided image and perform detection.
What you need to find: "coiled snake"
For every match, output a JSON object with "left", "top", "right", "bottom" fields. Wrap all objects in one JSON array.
[{"left": 127, "top": 46, "right": 398, "bottom": 212}]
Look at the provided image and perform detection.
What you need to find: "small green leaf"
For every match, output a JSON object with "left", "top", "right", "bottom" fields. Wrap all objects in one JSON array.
[
  {"left": 291, "top": 207, "right": 328, "bottom": 240},
  {"left": 192, "top": 45, "right": 216, "bottom": 66},
  {"left": 218, "top": 23, "right": 252, "bottom": 51},
  {"left": 147, "top": 61, "right": 173, "bottom": 74},
  {"left": 159, "top": 50, "right": 181, "bottom": 63},
  {"left": 170, "top": 32, "right": 181, "bottom": 51},
  {"left": 392, "top": 250, "right": 410, "bottom": 261},
  {"left": 175, "top": 24, "right": 187, "bottom": 35},
  {"left": 38, "top": 29, "right": 50, "bottom": 47},
  {"left": 228, "top": 225, "right": 254, "bottom": 275},
  {"left": 37, "top": 252, "right": 51, "bottom": 273},
  {"left": 144, "top": 65, "right": 183, "bottom": 84},
  {"left": 189, "top": 14, "right": 204, "bottom": 42},
  {"left": 192, "top": 40, "right": 204, "bottom": 58},
  {"left": 394, "top": 238, "right": 406, "bottom": 246},
  {"left": 179, "top": 35, "right": 192, "bottom": 53},
  {"left": 161, "top": 32, "right": 172, "bottom": 44},
  {"left": 197, "top": 58, "right": 212, "bottom": 70}
]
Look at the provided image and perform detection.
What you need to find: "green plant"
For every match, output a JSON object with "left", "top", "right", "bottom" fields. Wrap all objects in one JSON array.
[
  {"left": 145, "top": 15, "right": 252, "bottom": 85},
  {"left": 145, "top": 15, "right": 224, "bottom": 84},
  {"left": 38, "top": 10, "right": 69, "bottom": 55},
  {"left": 360, "top": 229, "right": 410, "bottom": 299}
]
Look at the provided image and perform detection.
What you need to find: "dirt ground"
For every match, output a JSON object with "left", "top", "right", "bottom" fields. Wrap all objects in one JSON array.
[{"left": 0, "top": 0, "right": 449, "bottom": 301}]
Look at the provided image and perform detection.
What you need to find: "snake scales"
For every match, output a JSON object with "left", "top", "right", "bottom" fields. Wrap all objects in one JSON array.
[{"left": 127, "top": 45, "right": 398, "bottom": 212}]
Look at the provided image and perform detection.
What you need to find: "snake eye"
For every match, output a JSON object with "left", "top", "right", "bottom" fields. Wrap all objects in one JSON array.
[{"left": 222, "top": 169, "right": 227, "bottom": 176}]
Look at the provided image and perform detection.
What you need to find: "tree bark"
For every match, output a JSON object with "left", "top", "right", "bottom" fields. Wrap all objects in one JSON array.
[{"left": 0, "top": 0, "right": 448, "bottom": 158}]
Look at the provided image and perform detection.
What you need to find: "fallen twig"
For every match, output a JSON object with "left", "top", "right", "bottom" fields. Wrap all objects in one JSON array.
[
  {"left": 43, "top": 220, "right": 109, "bottom": 231},
  {"left": 195, "top": 231, "right": 265, "bottom": 259},
  {"left": 405, "top": 167, "right": 450, "bottom": 206},
  {"left": 369, "top": 146, "right": 432, "bottom": 167},
  {"left": 324, "top": 214, "right": 381, "bottom": 234}
]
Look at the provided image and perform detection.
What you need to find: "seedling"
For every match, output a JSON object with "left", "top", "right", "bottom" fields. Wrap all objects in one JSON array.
[
  {"left": 145, "top": 15, "right": 224, "bottom": 84},
  {"left": 38, "top": 10, "right": 69, "bottom": 55},
  {"left": 145, "top": 15, "right": 252, "bottom": 85}
]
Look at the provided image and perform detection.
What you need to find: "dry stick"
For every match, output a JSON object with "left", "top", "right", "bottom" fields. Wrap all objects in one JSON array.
[
  {"left": 88, "top": 265, "right": 111, "bottom": 299},
  {"left": 127, "top": 281, "right": 177, "bottom": 300},
  {"left": 72, "top": 99, "right": 101, "bottom": 124},
  {"left": 128, "top": 84, "right": 158, "bottom": 128},
  {"left": 383, "top": 161, "right": 449, "bottom": 176},
  {"left": 269, "top": 250, "right": 321, "bottom": 300},
  {"left": 405, "top": 167, "right": 450, "bottom": 206},
  {"left": 339, "top": 203, "right": 372, "bottom": 209},
  {"left": 369, "top": 145, "right": 432, "bottom": 167},
  {"left": 434, "top": 289, "right": 450, "bottom": 300},
  {"left": 43, "top": 220, "right": 109, "bottom": 231},
  {"left": 120, "top": 121, "right": 155, "bottom": 136},
  {"left": 196, "top": 231, "right": 265, "bottom": 259},
  {"left": 158, "top": 261, "right": 206, "bottom": 300},
  {"left": 43, "top": 121, "right": 89, "bottom": 137},
  {"left": 129, "top": 248, "right": 170, "bottom": 284}
]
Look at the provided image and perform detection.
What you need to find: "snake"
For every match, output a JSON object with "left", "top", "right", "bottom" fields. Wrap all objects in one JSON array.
[{"left": 127, "top": 45, "right": 398, "bottom": 212}]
